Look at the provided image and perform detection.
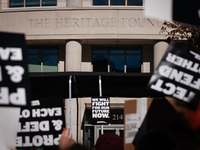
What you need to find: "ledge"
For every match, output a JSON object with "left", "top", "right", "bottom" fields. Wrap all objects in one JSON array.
[{"left": 0, "top": 6, "right": 144, "bottom": 13}]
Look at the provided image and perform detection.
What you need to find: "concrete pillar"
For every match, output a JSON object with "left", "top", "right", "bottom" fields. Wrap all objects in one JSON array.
[
  {"left": 65, "top": 41, "right": 82, "bottom": 71},
  {"left": 0, "top": 0, "right": 8, "bottom": 9},
  {"left": 154, "top": 41, "right": 168, "bottom": 70},
  {"left": 57, "top": 0, "right": 67, "bottom": 7},
  {"left": 67, "top": 0, "right": 83, "bottom": 7}
]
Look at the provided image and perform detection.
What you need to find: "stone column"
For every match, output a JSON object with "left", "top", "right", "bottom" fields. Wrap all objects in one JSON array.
[
  {"left": 154, "top": 41, "right": 168, "bottom": 70},
  {"left": 57, "top": 0, "right": 67, "bottom": 7},
  {"left": 67, "top": 0, "right": 83, "bottom": 7},
  {"left": 65, "top": 41, "right": 82, "bottom": 71},
  {"left": 0, "top": 0, "right": 8, "bottom": 9}
]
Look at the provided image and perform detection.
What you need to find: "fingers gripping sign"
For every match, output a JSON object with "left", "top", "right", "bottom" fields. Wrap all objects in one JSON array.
[
  {"left": 5, "top": 65, "right": 24, "bottom": 83},
  {"left": 59, "top": 128, "right": 75, "bottom": 150}
]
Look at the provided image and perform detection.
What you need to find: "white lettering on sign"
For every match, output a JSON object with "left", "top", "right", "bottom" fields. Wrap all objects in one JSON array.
[
  {"left": 158, "top": 65, "right": 200, "bottom": 90},
  {"left": 92, "top": 97, "right": 110, "bottom": 121},
  {"left": 32, "top": 135, "right": 43, "bottom": 146},
  {"left": 92, "top": 113, "right": 109, "bottom": 118},
  {"left": 92, "top": 98, "right": 98, "bottom": 101},
  {"left": 43, "top": 135, "right": 54, "bottom": 146},
  {"left": 52, "top": 120, "right": 63, "bottom": 131},
  {"left": 0, "top": 87, "right": 26, "bottom": 105},
  {"left": 92, "top": 102, "right": 109, "bottom": 106},
  {"left": 32, "top": 107, "right": 62, "bottom": 118},
  {"left": 19, "top": 121, "right": 49, "bottom": 132},
  {"left": 23, "top": 136, "right": 33, "bottom": 147},
  {"left": 166, "top": 52, "right": 200, "bottom": 74},
  {"left": 16, "top": 134, "right": 61, "bottom": 147},
  {"left": 54, "top": 134, "right": 61, "bottom": 145},
  {"left": 0, "top": 47, "right": 22, "bottom": 61},
  {"left": 21, "top": 109, "right": 30, "bottom": 118},
  {"left": 150, "top": 79, "right": 195, "bottom": 102},
  {"left": 16, "top": 136, "right": 23, "bottom": 147},
  {"left": 31, "top": 100, "right": 40, "bottom": 106},
  {"left": 92, "top": 110, "right": 110, "bottom": 113},
  {"left": 5, "top": 65, "right": 24, "bottom": 83},
  {"left": 190, "top": 51, "right": 200, "bottom": 61}
]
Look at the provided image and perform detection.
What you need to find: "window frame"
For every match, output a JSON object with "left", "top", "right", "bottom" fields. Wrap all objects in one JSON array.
[
  {"left": 92, "top": 46, "right": 143, "bottom": 73},
  {"left": 9, "top": 0, "right": 57, "bottom": 8},
  {"left": 27, "top": 46, "right": 59, "bottom": 72},
  {"left": 92, "top": 0, "right": 144, "bottom": 6}
]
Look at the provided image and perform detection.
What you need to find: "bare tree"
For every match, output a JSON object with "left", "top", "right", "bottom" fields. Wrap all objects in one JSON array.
[{"left": 160, "top": 21, "right": 200, "bottom": 51}]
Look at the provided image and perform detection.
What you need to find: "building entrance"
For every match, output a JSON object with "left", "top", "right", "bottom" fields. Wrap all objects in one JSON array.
[{"left": 83, "top": 106, "right": 124, "bottom": 150}]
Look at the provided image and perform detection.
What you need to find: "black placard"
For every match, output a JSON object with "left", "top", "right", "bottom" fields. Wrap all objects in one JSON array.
[
  {"left": 0, "top": 32, "right": 31, "bottom": 107},
  {"left": 132, "top": 98, "right": 179, "bottom": 146},
  {"left": 16, "top": 97, "right": 65, "bottom": 149},
  {"left": 147, "top": 41, "right": 200, "bottom": 103},
  {"left": 173, "top": 0, "right": 200, "bottom": 27},
  {"left": 91, "top": 97, "right": 110, "bottom": 125}
]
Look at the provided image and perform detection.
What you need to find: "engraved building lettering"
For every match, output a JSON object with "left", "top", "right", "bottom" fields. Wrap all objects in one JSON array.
[{"left": 28, "top": 17, "right": 161, "bottom": 28}]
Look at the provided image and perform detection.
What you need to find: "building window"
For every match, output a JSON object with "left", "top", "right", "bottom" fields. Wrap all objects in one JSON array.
[
  {"left": 93, "top": 0, "right": 143, "bottom": 6},
  {"left": 9, "top": 0, "right": 24, "bottom": 7},
  {"left": 9, "top": 0, "right": 57, "bottom": 8},
  {"left": 27, "top": 48, "right": 58, "bottom": 72},
  {"left": 92, "top": 47, "right": 142, "bottom": 73},
  {"left": 93, "top": 0, "right": 108, "bottom": 5}
]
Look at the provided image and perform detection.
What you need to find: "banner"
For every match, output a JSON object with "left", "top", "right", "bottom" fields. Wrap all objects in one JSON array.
[
  {"left": 0, "top": 32, "right": 31, "bottom": 107},
  {"left": 16, "top": 97, "right": 65, "bottom": 149},
  {"left": 147, "top": 41, "right": 200, "bottom": 103},
  {"left": 173, "top": 0, "right": 200, "bottom": 27},
  {"left": 91, "top": 97, "right": 110, "bottom": 125}
]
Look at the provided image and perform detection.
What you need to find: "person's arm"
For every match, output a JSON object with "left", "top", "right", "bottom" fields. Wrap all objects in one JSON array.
[{"left": 59, "top": 128, "right": 75, "bottom": 150}]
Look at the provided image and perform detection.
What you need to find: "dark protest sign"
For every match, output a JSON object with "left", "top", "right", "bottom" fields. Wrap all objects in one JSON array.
[
  {"left": 173, "top": 0, "right": 200, "bottom": 27},
  {"left": 91, "top": 97, "right": 110, "bottom": 125},
  {"left": 16, "top": 97, "right": 65, "bottom": 149},
  {"left": 147, "top": 41, "right": 200, "bottom": 103},
  {"left": 0, "top": 32, "right": 31, "bottom": 107}
]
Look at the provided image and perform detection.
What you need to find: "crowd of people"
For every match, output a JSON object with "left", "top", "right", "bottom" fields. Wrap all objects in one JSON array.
[
  {"left": 59, "top": 128, "right": 124, "bottom": 150},
  {"left": 59, "top": 97, "right": 200, "bottom": 150}
]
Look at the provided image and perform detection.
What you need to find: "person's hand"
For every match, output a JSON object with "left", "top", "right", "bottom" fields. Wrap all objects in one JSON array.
[{"left": 59, "top": 128, "right": 75, "bottom": 150}]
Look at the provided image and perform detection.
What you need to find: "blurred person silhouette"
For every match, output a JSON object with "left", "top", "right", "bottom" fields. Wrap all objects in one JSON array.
[
  {"left": 135, "top": 129, "right": 177, "bottom": 150},
  {"left": 69, "top": 143, "right": 89, "bottom": 150},
  {"left": 134, "top": 98, "right": 200, "bottom": 150},
  {"left": 94, "top": 132, "right": 124, "bottom": 150}
]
